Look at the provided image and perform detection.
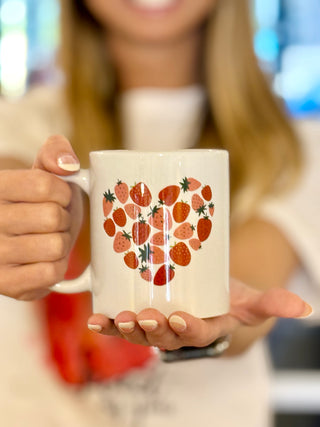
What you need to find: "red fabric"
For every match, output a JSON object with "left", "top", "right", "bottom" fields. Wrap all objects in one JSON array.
[{"left": 40, "top": 213, "right": 154, "bottom": 385}]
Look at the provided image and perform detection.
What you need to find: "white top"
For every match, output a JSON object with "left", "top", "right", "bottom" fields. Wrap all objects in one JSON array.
[{"left": 0, "top": 85, "right": 319, "bottom": 427}]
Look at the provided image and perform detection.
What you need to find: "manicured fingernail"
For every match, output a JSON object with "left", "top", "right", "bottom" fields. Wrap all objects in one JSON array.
[
  {"left": 138, "top": 320, "right": 158, "bottom": 331},
  {"left": 298, "top": 304, "right": 313, "bottom": 318},
  {"left": 57, "top": 154, "right": 80, "bottom": 171},
  {"left": 118, "top": 321, "right": 135, "bottom": 333},
  {"left": 169, "top": 315, "right": 187, "bottom": 332},
  {"left": 88, "top": 324, "right": 102, "bottom": 333}
]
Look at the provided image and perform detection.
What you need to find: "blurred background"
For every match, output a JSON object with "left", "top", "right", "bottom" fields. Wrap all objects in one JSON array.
[{"left": 0, "top": 0, "right": 319, "bottom": 426}]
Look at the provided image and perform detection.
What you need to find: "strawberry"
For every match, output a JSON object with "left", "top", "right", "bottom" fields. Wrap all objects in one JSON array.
[
  {"left": 191, "top": 194, "right": 205, "bottom": 211},
  {"left": 113, "top": 231, "right": 132, "bottom": 253},
  {"left": 172, "top": 201, "right": 190, "bottom": 223},
  {"left": 169, "top": 242, "right": 191, "bottom": 266},
  {"left": 158, "top": 185, "right": 180, "bottom": 206},
  {"left": 132, "top": 217, "right": 151, "bottom": 245},
  {"left": 153, "top": 264, "right": 175, "bottom": 286},
  {"left": 113, "top": 208, "right": 127, "bottom": 227},
  {"left": 180, "top": 177, "right": 201, "bottom": 192},
  {"left": 139, "top": 265, "right": 153, "bottom": 282},
  {"left": 148, "top": 206, "right": 172, "bottom": 231},
  {"left": 103, "top": 218, "right": 116, "bottom": 237},
  {"left": 130, "top": 182, "right": 152, "bottom": 207},
  {"left": 115, "top": 180, "right": 129, "bottom": 204},
  {"left": 124, "top": 203, "right": 141, "bottom": 220},
  {"left": 197, "top": 217, "right": 212, "bottom": 242},
  {"left": 103, "top": 190, "right": 116, "bottom": 217},
  {"left": 150, "top": 232, "right": 169, "bottom": 246},
  {"left": 124, "top": 251, "right": 139, "bottom": 269},
  {"left": 173, "top": 222, "right": 194, "bottom": 240},
  {"left": 208, "top": 202, "right": 215, "bottom": 217},
  {"left": 201, "top": 185, "right": 212, "bottom": 201},
  {"left": 138, "top": 243, "right": 166, "bottom": 265},
  {"left": 189, "top": 238, "right": 202, "bottom": 251}
]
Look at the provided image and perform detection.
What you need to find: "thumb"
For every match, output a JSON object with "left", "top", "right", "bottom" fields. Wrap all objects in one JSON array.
[{"left": 33, "top": 134, "right": 80, "bottom": 175}]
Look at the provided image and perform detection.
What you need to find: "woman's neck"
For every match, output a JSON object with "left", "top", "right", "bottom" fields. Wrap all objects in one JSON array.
[{"left": 106, "top": 31, "right": 203, "bottom": 90}]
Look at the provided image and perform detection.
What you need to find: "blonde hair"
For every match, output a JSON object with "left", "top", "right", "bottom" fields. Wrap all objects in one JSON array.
[{"left": 59, "top": 0, "right": 302, "bottom": 223}]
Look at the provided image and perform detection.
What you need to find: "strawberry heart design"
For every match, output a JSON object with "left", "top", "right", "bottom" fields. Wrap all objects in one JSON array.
[{"left": 102, "top": 178, "right": 214, "bottom": 286}]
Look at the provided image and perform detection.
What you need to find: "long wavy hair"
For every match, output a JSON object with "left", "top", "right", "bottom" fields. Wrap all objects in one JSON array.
[{"left": 59, "top": 0, "right": 302, "bottom": 223}]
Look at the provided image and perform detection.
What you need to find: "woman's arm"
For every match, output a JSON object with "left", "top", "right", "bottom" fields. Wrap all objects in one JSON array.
[{"left": 227, "top": 217, "right": 300, "bottom": 355}]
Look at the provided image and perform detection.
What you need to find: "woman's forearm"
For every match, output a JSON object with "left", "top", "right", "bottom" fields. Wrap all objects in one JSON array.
[{"left": 226, "top": 217, "right": 300, "bottom": 355}]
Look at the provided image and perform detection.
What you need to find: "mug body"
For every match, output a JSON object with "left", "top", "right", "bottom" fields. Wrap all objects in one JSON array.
[{"left": 89, "top": 150, "right": 229, "bottom": 319}]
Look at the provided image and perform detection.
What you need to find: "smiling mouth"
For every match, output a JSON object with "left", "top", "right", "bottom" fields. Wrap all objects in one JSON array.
[{"left": 126, "top": 0, "right": 180, "bottom": 12}]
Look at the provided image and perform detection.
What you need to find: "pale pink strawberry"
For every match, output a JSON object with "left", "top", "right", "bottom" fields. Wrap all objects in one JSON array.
[
  {"left": 124, "top": 203, "right": 141, "bottom": 220},
  {"left": 138, "top": 243, "right": 167, "bottom": 264},
  {"left": 113, "top": 231, "right": 132, "bottom": 253},
  {"left": 208, "top": 202, "right": 215, "bottom": 217},
  {"left": 139, "top": 265, "right": 153, "bottom": 282},
  {"left": 189, "top": 238, "right": 202, "bottom": 251},
  {"left": 150, "top": 232, "right": 169, "bottom": 246},
  {"left": 114, "top": 180, "right": 129, "bottom": 204},
  {"left": 103, "top": 190, "right": 116, "bottom": 217},
  {"left": 192, "top": 194, "right": 205, "bottom": 211},
  {"left": 148, "top": 206, "right": 173, "bottom": 231},
  {"left": 173, "top": 222, "right": 194, "bottom": 240},
  {"left": 180, "top": 177, "right": 201, "bottom": 192}
]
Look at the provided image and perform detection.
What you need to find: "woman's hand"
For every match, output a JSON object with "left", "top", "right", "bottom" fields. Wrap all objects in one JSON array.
[
  {"left": 87, "top": 277, "right": 312, "bottom": 351},
  {"left": 0, "top": 135, "right": 81, "bottom": 301}
]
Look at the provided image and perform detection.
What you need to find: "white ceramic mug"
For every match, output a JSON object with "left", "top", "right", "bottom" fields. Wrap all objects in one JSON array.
[{"left": 51, "top": 150, "right": 229, "bottom": 319}]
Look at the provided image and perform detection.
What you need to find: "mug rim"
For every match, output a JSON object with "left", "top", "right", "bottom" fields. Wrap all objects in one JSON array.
[{"left": 89, "top": 148, "right": 228, "bottom": 157}]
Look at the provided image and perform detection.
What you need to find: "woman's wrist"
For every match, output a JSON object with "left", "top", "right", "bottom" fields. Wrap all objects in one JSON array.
[{"left": 157, "top": 335, "right": 231, "bottom": 362}]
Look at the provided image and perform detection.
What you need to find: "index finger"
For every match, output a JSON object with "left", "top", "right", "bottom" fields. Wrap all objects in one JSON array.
[{"left": 0, "top": 169, "right": 72, "bottom": 207}]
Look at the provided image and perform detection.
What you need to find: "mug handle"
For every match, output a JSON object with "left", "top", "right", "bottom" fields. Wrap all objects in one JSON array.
[{"left": 50, "top": 169, "right": 91, "bottom": 294}]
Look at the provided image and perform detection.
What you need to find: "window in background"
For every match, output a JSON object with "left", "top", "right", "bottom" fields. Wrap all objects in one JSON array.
[
  {"left": 253, "top": 0, "right": 320, "bottom": 117},
  {"left": 0, "top": 0, "right": 59, "bottom": 97}
]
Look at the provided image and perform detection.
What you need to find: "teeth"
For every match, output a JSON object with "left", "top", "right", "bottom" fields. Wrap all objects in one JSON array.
[{"left": 130, "top": 0, "right": 176, "bottom": 9}]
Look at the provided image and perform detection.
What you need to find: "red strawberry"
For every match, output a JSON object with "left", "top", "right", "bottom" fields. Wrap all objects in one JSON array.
[
  {"left": 103, "top": 218, "right": 116, "bottom": 237},
  {"left": 148, "top": 206, "right": 172, "bottom": 231},
  {"left": 103, "top": 190, "right": 116, "bottom": 217},
  {"left": 208, "top": 202, "right": 215, "bottom": 217},
  {"left": 172, "top": 201, "right": 190, "bottom": 223},
  {"left": 150, "top": 232, "right": 169, "bottom": 246},
  {"left": 113, "top": 207, "right": 127, "bottom": 227},
  {"left": 132, "top": 217, "right": 151, "bottom": 245},
  {"left": 115, "top": 180, "right": 129, "bottom": 204},
  {"left": 192, "top": 194, "right": 205, "bottom": 211},
  {"left": 189, "top": 238, "right": 202, "bottom": 251},
  {"left": 158, "top": 185, "right": 180, "bottom": 206},
  {"left": 113, "top": 231, "right": 132, "bottom": 253},
  {"left": 180, "top": 177, "right": 201, "bottom": 192},
  {"left": 153, "top": 264, "right": 175, "bottom": 286},
  {"left": 197, "top": 217, "right": 212, "bottom": 242},
  {"left": 138, "top": 243, "right": 166, "bottom": 265},
  {"left": 124, "top": 203, "right": 141, "bottom": 220},
  {"left": 173, "top": 222, "right": 194, "bottom": 240},
  {"left": 124, "top": 251, "right": 139, "bottom": 269},
  {"left": 139, "top": 265, "right": 153, "bottom": 282},
  {"left": 169, "top": 242, "right": 191, "bottom": 266},
  {"left": 201, "top": 185, "right": 212, "bottom": 201},
  {"left": 130, "top": 182, "right": 152, "bottom": 207}
]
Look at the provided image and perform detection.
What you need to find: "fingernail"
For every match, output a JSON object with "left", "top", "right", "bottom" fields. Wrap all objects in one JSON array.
[
  {"left": 88, "top": 324, "right": 103, "bottom": 333},
  {"left": 118, "top": 321, "right": 135, "bottom": 333},
  {"left": 298, "top": 304, "right": 313, "bottom": 319},
  {"left": 138, "top": 320, "right": 158, "bottom": 332},
  {"left": 169, "top": 315, "right": 187, "bottom": 332},
  {"left": 57, "top": 154, "right": 80, "bottom": 171}
]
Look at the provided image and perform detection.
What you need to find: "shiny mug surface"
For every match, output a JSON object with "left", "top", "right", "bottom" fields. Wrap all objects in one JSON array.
[{"left": 52, "top": 150, "right": 229, "bottom": 319}]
